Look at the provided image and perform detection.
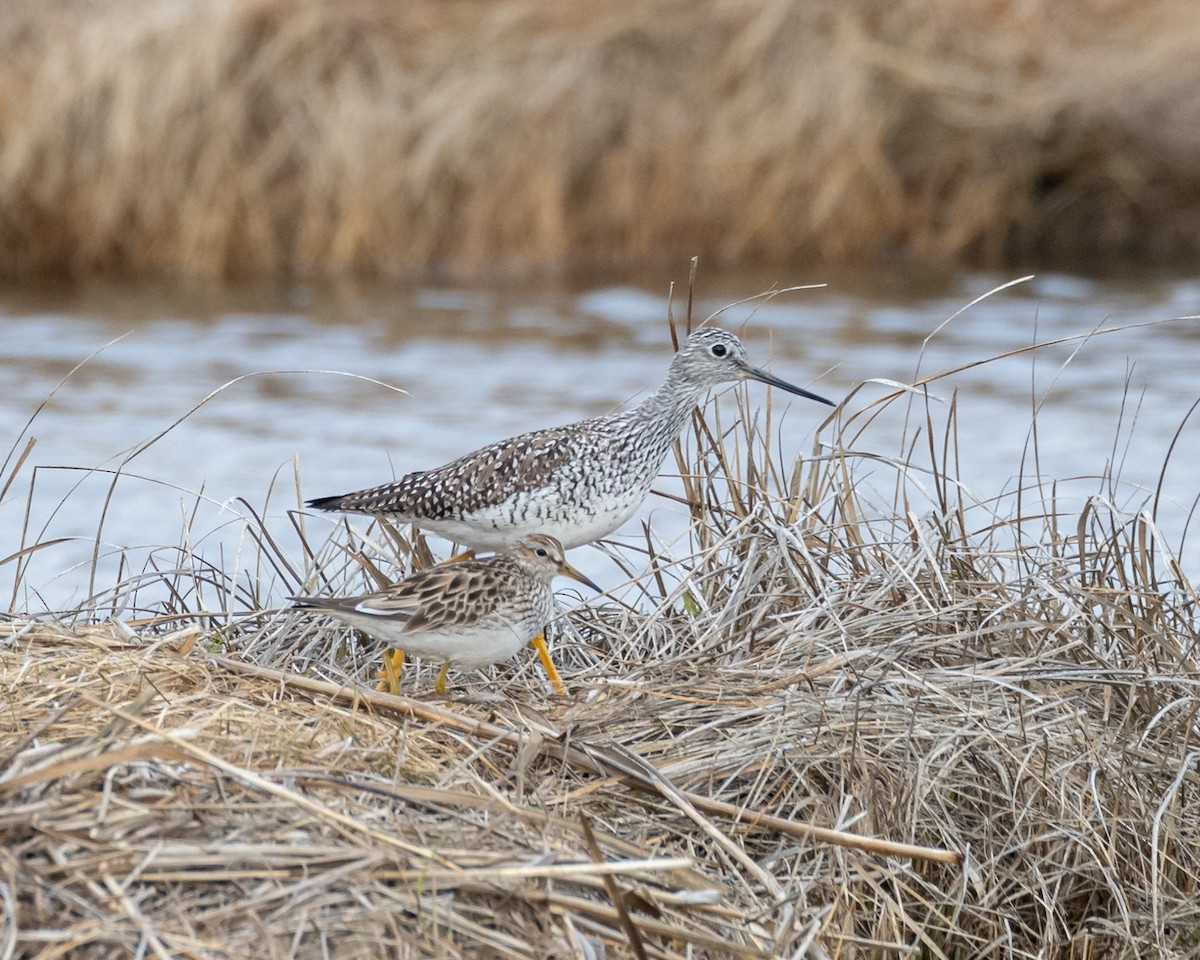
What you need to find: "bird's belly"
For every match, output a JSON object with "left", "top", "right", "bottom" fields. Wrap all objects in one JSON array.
[
  {"left": 399, "top": 623, "right": 533, "bottom": 667},
  {"left": 319, "top": 609, "right": 533, "bottom": 666},
  {"left": 538, "top": 496, "right": 643, "bottom": 548},
  {"left": 424, "top": 486, "right": 649, "bottom": 550}
]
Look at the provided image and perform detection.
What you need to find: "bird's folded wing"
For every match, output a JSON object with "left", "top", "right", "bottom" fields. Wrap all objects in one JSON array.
[
  {"left": 459, "top": 429, "right": 580, "bottom": 498},
  {"left": 353, "top": 564, "right": 505, "bottom": 632},
  {"left": 352, "top": 594, "right": 421, "bottom": 622}
]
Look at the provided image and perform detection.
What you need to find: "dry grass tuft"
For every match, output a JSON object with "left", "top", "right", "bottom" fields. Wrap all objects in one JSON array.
[
  {"left": 1, "top": 0, "right": 1200, "bottom": 279},
  {"left": 3, "top": 298, "right": 1200, "bottom": 956}
]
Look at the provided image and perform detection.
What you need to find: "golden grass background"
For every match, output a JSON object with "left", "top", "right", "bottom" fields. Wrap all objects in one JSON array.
[{"left": 1, "top": 0, "right": 1199, "bottom": 280}]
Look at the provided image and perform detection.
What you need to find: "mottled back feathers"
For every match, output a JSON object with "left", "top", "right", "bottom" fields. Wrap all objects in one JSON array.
[{"left": 309, "top": 423, "right": 597, "bottom": 519}]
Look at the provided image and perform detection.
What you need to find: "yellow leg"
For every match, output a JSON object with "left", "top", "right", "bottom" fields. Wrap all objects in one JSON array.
[
  {"left": 530, "top": 632, "right": 566, "bottom": 696},
  {"left": 435, "top": 662, "right": 452, "bottom": 694},
  {"left": 376, "top": 648, "right": 405, "bottom": 695}
]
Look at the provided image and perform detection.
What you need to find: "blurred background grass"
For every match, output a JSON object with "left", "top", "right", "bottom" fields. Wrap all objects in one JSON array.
[{"left": 1, "top": 0, "right": 1197, "bottom": 282}]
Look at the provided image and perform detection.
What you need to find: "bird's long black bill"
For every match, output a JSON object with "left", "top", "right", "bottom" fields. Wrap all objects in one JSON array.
[{"left": 746, "top": 365, "right": 836, "bottom": 406}]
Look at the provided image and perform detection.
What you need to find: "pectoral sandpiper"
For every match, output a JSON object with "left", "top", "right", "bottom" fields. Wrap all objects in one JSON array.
[{"left": 290, "top": 534, "right": 598, "bottom": 695}]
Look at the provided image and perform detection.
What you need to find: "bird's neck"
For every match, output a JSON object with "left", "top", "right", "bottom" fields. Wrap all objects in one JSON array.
[{"left": 630, "top": 367, "right": 707, "bottom": 442}]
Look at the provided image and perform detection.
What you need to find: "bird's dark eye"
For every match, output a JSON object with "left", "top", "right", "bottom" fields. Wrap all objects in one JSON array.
[
  {"left": 711, "top": 343, "right": 727, "bottom": 357},
  {"left": 536, "top": 548, "right": 548, "bottom": 557}
]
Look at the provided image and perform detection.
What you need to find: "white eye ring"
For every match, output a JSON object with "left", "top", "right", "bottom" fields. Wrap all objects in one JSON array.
[
  {"left": 711, "top": 344, "right": 727, "bottom": 357},
  {"left": 536, "top": 548, "right": 548, "bottom": 557}
]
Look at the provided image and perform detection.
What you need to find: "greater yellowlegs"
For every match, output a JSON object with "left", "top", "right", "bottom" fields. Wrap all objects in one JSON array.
[
  {"left": 308, "top": 328, "right": 835, "bottom": 550},
  {"left": 290, "top": 534, "right": 597, "bottom": 694}
]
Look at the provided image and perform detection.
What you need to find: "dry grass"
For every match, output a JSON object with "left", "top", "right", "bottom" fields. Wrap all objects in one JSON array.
[
  {"left": 3, "top": 295, "right": 1200, "bottom": 957},
  {"left": 1, "top": 0, "right": 1200, "bottom": 279}
]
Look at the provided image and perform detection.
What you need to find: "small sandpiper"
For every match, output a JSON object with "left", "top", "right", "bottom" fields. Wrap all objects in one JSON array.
[
  {"left": 291, "top": 534, "right": 598, "bottom": 695},
  {"left": 308, "top": 327, "right": 835, "bottom": 551}
]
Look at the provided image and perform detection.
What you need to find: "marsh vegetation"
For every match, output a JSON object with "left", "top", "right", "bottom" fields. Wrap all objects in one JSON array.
[{"left": 3, "top": 289, "right": 1199, "bottom": 957}]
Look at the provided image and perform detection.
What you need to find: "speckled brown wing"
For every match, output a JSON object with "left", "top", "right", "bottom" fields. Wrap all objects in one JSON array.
[
  {"left": 307, "top": 422, "right": 592, "bottom": 520},
  {"left": 380, "top": 560, "right": 521, "bottom": 631},
  {"left": 294, "top": 556, "right": 522, "bottom": 632}
]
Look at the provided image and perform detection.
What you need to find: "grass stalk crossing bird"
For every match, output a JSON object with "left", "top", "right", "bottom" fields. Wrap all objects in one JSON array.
[
  {"left": 291, "top": 534, "right": 598, "bottom": 695},
  {"left": 307, "top": 327, "right": 835, "bottom": 552}
]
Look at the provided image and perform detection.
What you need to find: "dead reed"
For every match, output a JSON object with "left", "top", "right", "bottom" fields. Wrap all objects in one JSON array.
[
  {"left": 3, "top": 291, "right": 1200, "bottom": 957},
  {"left": 1, "top": 0, "right": 1199, "bottom": 280}
]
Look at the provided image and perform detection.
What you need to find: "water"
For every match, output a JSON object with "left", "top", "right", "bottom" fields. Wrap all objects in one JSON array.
[{"left": 2, "top": 269, "right": 1198, "bottom": 612}]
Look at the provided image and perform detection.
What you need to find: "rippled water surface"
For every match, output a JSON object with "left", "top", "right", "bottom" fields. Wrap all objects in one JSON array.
[{"left": 3, "top": 268, "right": 1199, "bottom": 610}]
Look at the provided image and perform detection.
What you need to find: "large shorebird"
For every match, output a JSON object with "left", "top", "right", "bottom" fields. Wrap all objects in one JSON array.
[{"left": 308, "top": 327, "right": 834, "bottom": 550}]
